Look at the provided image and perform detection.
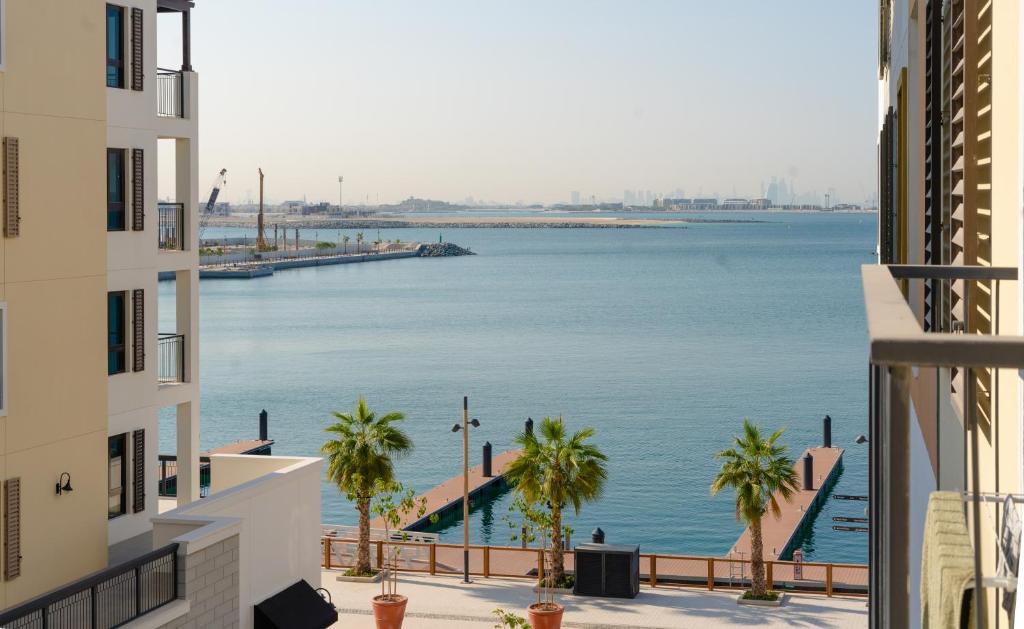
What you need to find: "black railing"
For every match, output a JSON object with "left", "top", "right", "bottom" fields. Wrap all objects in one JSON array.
[
  {"left": 158, "top": 333, "right": 185, "bottom": 384},
  {"left": 156, "top": 68, "right": 184, "bottom": 118},
  {"left": 0, "top": 544, "right": 178, "bottom": 628},
  {"left": 158, "top": 203, "right": 184, "bottom": 251},
  {"left": 157, "top": 454, "right": 211, "bottom": 498}
]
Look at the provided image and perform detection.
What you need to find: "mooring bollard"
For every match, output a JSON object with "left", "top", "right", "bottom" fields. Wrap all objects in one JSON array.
[
  {"left": 592, "top": 527, "right": 605, "bottom": 544},
  {"left": 482, "top": 441, "right": 492, "bottom": 477},
  {"left": 525, "top": 417, "right": 534, "bottom": 436},
  {"left": 803, "top": 453, "right": 814, "bottom": 490},
  {"left": 259, "top": 409, "right": 269, "bottom": 441},
  {"left": 823, "top": 414, "right": 832, "bottom": 448}
]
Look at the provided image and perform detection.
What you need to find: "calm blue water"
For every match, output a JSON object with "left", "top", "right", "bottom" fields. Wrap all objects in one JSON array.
[{"left": 159, "top": 212, "right": 875, "bottom": 563}]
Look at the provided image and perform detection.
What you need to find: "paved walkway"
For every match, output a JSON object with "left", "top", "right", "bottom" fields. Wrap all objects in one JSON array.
[{"left": 322, "top": 571, "right": 868, "bottom": 628}]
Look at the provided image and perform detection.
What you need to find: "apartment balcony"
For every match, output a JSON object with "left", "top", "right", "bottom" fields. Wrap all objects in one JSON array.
[
  {"left": 156, "top": 69, "right": 184, "bottom": 118},
  {"left": 158, "top": 333, "right": 185, "bottom": 384},
  {"left": 158, "top": 202, "right": 185, "bottom": 251},
  {"left": 863, "top": 264, "right": 1023, "bottom": 629},
  {"left": 0, "top": 545, "right": 179, "bottom": 628}
]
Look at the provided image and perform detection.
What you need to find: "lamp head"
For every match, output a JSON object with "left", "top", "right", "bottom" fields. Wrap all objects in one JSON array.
[
  {"left": 469, "top": 418, "right": 480, "bottom": 428},
  {"left": 855, "top": 435, "right": 869, "bottom": 445},
  {"left": 451, "top": 424, "right": 461, "bottom": 433},
  {"left": 56, "top": 472, "right": 73, "bottom": 495}
]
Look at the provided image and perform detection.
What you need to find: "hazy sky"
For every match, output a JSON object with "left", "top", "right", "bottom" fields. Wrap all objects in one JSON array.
[{"left": 158, "top": 1, "right": 875, "bottom": 206}]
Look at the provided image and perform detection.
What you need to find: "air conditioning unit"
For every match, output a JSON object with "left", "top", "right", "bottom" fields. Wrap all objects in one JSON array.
[{"left": 572, "top": 543, "right": 640, "bottom": 598}]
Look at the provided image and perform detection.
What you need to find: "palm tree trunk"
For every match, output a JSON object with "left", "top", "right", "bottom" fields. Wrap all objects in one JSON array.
[
  {"left": 357, "top": 496, "right": 372, "bottom": 575},
  {"left": 749, "top": 517, "right": 767, "bottom": 596},
  {"left": 551, "top": 506, "right": 565, "bottom": 586}
]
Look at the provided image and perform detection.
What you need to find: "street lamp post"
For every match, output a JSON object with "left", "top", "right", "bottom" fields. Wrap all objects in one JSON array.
[{"left": 452, "top": 396, "right": 480, "bottom": 584}]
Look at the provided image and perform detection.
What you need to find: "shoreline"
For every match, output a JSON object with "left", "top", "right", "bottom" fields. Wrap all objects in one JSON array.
[{"left": 205, "top": 214, "right": 765, "bottom": 230}]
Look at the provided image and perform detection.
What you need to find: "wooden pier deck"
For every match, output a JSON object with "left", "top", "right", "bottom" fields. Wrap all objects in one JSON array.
[
  {"left": 371, "top": 449, "right": 521, "bottom": 531},
  {"left": 729, "top": 446, "right": 844, "bottom": 561}
]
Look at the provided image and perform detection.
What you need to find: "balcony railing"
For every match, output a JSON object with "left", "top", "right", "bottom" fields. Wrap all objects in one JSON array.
[
  {"left": 158, "top": 333, "right": 185, "bottom": 384},
  {"left": 863, "top": 264, "right": 1024, "bottom": 629},
  {"left": 0, "top": 544, "right": 178, "bottom": 628},
  {"left": 156, "top": 68, "right": 184, "bottom": 118},
  {"left": 158, "top": 203, "right": 184, "bottom": 251},
  {"left": 157, "top": 454, "right": 211, "bottom": 498}
]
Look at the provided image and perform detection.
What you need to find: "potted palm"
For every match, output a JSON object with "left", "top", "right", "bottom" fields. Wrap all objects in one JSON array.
[
  {"left": 505, "top": 416, "right": 608, "bottom": 628},
  {"left": 321, "top": 398, "right": 412, "bottom": 581},
  {"left": 371, "top": 480, "right": 429, "bottom": 629},
  {"left": 710, "top": 419, "right": 799, "bottom": 606}
]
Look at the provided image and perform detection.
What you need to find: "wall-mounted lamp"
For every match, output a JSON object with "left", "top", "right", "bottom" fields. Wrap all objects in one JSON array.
[{"left": 55, "top": 472, "right": 73, "bottom": 496}]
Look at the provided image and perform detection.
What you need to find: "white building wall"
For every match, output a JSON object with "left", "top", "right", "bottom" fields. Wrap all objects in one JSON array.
[{"left": 106, "top": 0, "right": 200, "bottom": 546}]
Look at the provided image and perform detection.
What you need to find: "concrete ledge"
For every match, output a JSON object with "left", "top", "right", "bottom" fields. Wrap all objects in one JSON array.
[
  {"left": 118, "top": 600, "right": 190, "bottom": 629},
  {"left": 335, "top": 569, "right": 386, "bottom": 583},
  {"left": 736, "top": 593, "right": 784, "bottom": 607}
]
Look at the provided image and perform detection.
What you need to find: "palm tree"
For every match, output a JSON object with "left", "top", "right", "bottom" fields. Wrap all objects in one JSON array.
[
  {"left": 342, "top": 234, "right": 350, "bottom": 253},
  {"left": 356, "top": 232, "right": 364, "bottom": 253},
  {"left": 321, "top": 398, "right": 413, "bottom": 575},
  {"left": 710, "top": 419, "right": 799, "bottom": 598},
  {"left": 505, "top": 417, "right": 607, "bottom": 585}
]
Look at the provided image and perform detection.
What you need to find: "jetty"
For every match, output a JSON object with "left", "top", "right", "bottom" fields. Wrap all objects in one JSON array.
[
  {"left": 370, "top": 449, "right": 520, "bottom": 531},
  {"left": 158, "top": 242, "right": 474, "bottom": 281}
]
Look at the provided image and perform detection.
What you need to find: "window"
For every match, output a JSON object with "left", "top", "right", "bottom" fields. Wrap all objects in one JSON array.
[
  {"left": 109, "top": 434, "right": 127, "bottom": 519},
  {"left": 107, "top": 148, "right": 125, "bottom": 231},
  {"left": 108, "top": 291, "right": 126, "bottom": 375},
  {"left": 106, "top": 5, "right": 124, "bottom": 88}
]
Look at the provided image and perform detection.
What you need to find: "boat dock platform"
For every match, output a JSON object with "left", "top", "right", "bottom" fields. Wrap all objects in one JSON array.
[
  {"left": 370, "top": 449, "right": 520, "bottom": 531},
  {"left": 729, "top": 445, "right": 844, "bottom": 561}
]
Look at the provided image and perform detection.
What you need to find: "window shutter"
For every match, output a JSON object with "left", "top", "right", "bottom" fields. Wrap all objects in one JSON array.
[
  {"left": 132, "top": 149, "right": 144, "bottom": 231},
  {"left": 4, "top": 478, "right": 20, "bottom": 580},
  {"left": 131, "top": 8, "right": 144, "bottom": 92},
  {"left": 2, "top": 138, "right": 19, "bottom": 238},
  {"left": 132, "top": 289, "right": 144, "bottom": 372},
  {"left": 133, "top": 430, "right": 145, "bottom": 513}
]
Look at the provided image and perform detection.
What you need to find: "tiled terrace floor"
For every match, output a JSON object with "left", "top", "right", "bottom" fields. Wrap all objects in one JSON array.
[{"left": 323, "top": 571, "right": 868, "bottom": 628}]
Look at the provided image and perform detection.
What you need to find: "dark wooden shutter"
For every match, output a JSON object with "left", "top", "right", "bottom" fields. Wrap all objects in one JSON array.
[
  {"left": 131, "top": 8, "right": 144, "bottom": 92},
  {"left": 133, "top": 430, "right": 145, "bottom": 513},
  {"left": 132, "top": 289, "right": 144, "bottom": 372},
  {"left": 132, "top": 149, "right": 144, "bottom": 231},
  {"left": 4, "top": 478, "right": 20, "bottom": 580},
  {"left": 2, "top": 138, "right": 19, "bottom": 238}
]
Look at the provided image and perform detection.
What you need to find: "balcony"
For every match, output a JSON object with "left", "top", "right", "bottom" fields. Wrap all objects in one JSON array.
[
  {"left": 863, "top": 264, "right": 1023, "bottom": 628},
  {"left": 158, "top": 202, "right": 184, "bottom": 251},
  {"left": 158, "top": 333, "right": 185, "bottom": 384},
  {"left": 156, "top": 69, "right": 184, "bottom": 118},
  {"left": 0, "top": 544, "right": 178, "bottom": 628}
]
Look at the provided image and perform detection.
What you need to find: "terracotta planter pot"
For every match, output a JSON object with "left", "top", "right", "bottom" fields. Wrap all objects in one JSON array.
[
  {"left": 527, "top": 602, "right": 564, "bottom": 629},
  {"left": 372, "top": 594, "right": 408, "bottom": 629}
]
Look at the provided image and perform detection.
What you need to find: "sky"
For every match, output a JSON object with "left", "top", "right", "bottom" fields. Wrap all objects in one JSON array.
[{"left": 158, "top": 1, "right": 876, "bottom": 206}]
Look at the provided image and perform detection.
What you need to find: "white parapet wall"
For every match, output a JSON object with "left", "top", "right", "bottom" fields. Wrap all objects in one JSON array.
[{"left": 152, "top": 455, "right": 323, "bottom": 628}]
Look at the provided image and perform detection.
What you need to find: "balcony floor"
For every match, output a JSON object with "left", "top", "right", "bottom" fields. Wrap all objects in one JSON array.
[{"left": 321, "top": 572, "right": 868, "bottom": 628}]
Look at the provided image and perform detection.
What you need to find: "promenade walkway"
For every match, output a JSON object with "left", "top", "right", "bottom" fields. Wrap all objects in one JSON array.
[{"left": 323, "top": 572, "right": 868, "bottom": 628}]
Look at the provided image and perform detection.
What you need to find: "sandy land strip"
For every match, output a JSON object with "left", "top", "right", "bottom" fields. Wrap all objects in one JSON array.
[{"left": 206, "top": 214, "right": 763, "bottom": 229}]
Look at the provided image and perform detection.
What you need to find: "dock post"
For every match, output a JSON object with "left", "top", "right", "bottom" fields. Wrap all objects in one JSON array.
[
  {"left": 826, "top": 564, "right": 833, "bottom": 596},
  {"left": 323, "top": 538, "right": 331, "bottom": 569},
  {"left": 525, "top": 417, "right": 534, "bottom": 436},
  {"left": 259, "top": 409, "right": 268, "bottom": 441},
  {"left": 429, "top": 544, "right": 436, "bottom": 575},
  {"left": 482, "top": 442, "right": 492, "bottom": 477},
  {"left": 707, "top": 558, "right": 714, "bottom": 590},
  {"left": 650, "top": 555, "right": 657, "bottom": 587},
  {"left": 823, "top": 414, "right": 832, "bottom": 448},
  {"left": 484, "top": 546, "right": 490, "bottom": 577},
  {"left": 803, "top": 453, "right": 814, "bottom": 490}
]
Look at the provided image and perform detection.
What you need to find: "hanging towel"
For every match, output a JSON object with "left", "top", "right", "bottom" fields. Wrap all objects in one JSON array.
[
  {"left": 921, "top": 491, "right": 976, "bottom": 629},
  {"left": 1002, "top": 496, "right": 1022, "bottom": 619}
]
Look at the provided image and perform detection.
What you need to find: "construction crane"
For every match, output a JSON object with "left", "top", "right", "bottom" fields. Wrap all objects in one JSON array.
[{"left": 198, "top": 168, "right": 228, "bottom": 242}]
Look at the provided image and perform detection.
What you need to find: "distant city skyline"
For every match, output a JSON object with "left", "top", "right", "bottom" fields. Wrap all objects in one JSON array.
[{"left": 159, "top": 1, "right": 875, "bottom": 206}]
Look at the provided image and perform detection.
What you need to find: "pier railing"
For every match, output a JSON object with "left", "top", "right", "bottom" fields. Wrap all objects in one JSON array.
[
  {"left": 320, "top": 537, "right": 868, "bottom": 597},
  {"left": 0, "top": 544, "right": 178, "bottom": 628},
  {"left": 158, "top": 203, "right": 185, "bottom": 251},
  {"left": 158, "top": 333, "right": 185, "bottom": 383},
  {"left": 156, "top": 68, "right": 184, "bottom": 118}
]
